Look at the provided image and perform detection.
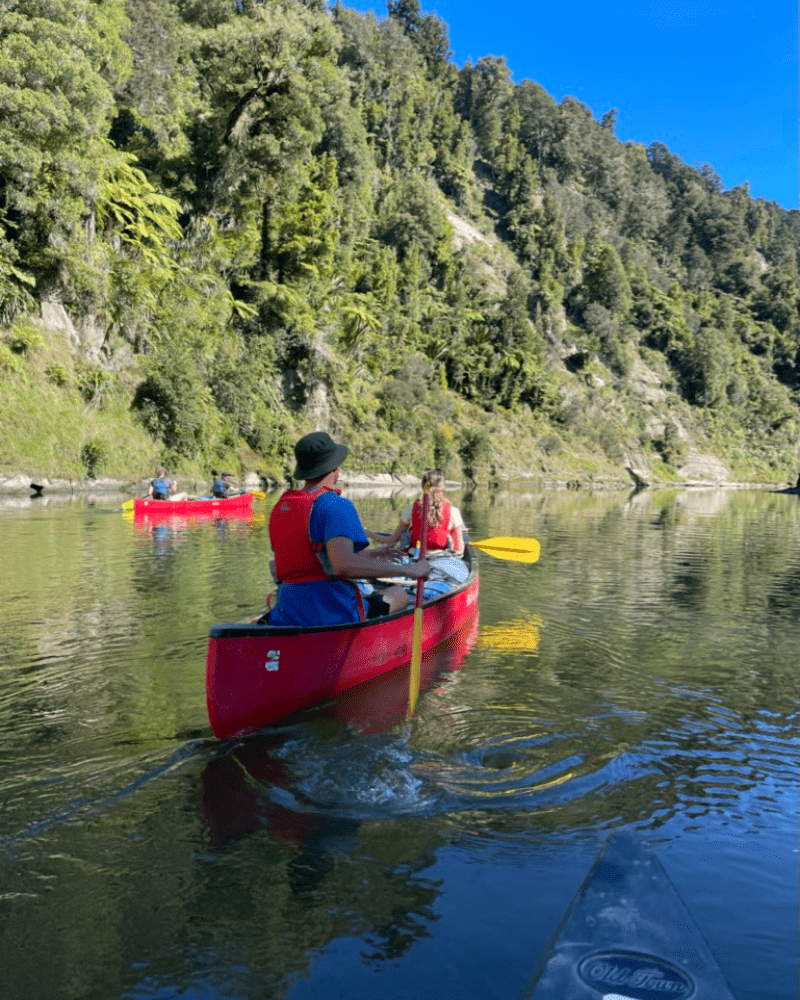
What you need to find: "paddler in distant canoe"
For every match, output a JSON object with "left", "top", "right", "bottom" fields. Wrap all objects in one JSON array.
[
  {"left": 211, "top": 470, "right": 235, "bottom": 498},
  {"left": 147, "top": 467, "right": 188, "bottom": 502},
  {"left": 266, "top": 432, "right": 429, "bottom": 627}
]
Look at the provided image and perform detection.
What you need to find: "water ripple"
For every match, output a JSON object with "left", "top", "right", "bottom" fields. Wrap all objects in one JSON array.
[{"left": 0, "top": 741, "right": 207, "bottom": 851}]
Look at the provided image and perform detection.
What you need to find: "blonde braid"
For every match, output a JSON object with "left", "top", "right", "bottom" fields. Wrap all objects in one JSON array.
[{"left": 421, "top": 469, "right": 445, "bottom": 527}]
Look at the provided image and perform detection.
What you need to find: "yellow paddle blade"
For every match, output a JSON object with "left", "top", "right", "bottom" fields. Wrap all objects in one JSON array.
[
  {"left": 250, "top": 490, "right": 266, "bottom": 500},
  {"left": 407, "top": 607, "right": 423, "bottom": 719},
  {"left": 470, "top": 536, "right": 541, "bottom": 563},
  {"left": 121, "top": 499, "right": 135, "bottom": 511}
]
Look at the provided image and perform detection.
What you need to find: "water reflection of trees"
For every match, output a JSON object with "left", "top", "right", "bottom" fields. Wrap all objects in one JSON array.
[{"left": 414, "top": 488, "right": 799, "bottom": 843}]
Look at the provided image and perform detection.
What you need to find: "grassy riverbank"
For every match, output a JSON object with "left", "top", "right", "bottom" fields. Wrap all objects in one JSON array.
[{"left": 1, "top": 319, "right": 797, "bottom": 493}]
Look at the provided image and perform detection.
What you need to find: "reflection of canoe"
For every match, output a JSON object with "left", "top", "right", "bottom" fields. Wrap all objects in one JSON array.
[
  {"left": 127, "top": 507, "right": 257, "bottom": 533},
  {"left": 133, "top": 492, "right": 254, "bottom": 516},
  {"left": 524, "top": 833, "right": 737, "bottom": 1000},
  {"left": 206, "top": 547, "right": 479, "bottom": 739}
]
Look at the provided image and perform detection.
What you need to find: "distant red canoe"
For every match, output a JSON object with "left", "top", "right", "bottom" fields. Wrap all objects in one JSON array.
[
  {"left": 206, "top": 547, "right": 479, "bottom": 740},
  {"left": 133, "top": 492, "right": 254, "bottom": 516}
]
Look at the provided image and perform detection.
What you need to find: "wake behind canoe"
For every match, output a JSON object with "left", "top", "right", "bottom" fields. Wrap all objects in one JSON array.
[{"left": 524, "top": 833, "right": 737, "bottom": 1000}]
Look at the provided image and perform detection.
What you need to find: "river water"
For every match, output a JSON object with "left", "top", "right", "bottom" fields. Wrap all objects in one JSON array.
[{"left": 0, "top": 485, "right": 797, "bottom": 1000}]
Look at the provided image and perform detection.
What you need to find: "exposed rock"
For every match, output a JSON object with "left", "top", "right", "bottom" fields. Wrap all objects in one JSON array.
[
  {"left": 73, "top": 313, "right": 107, "bottom": 364},
  {"left": 446, "top": 211, "right": 492, "bottom": 251},
  {"left": 628, "top": 354, "right": 668, "bottom": 403},
  {"left": 0, "top": 473, "right": 38, "bottom": 492},
  {"left": 677, "top": 450, "right": 731, "bottom": 483},
  {"left": 306, "top": 381, "right": 331, "bottom": 427},
  {"left": 40, "top": 301, "right": 80, "bottom": 351},
  {"left": 0, "top": 474, "right": 112, "bottom": 494},
  {"left": 338, "top": 471, "right": 418, "bottom": 487},
  {"left": 626, "top": 467, "right": 649, "bottom": 489}
]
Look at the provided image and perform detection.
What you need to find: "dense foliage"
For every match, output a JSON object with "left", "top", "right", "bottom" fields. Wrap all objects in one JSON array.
[{"left": 1, "top": 0, "right": 798, "bottom": 482}]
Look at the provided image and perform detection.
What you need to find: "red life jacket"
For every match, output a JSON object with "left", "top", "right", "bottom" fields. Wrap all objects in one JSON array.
[
  {"left": 269, "top": 487, "right": 337, "bottom": 583},
  {"left": 410, "top": 496, "right": 453, "bottom": 551}
]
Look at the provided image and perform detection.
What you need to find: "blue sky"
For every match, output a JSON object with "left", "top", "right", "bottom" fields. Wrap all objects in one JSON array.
[{"left": 336, "top": 0, "right": 799, "bottom": 210}]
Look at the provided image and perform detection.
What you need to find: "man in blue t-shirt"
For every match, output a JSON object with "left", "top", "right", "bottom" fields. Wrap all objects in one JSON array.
[
  {"left": 211, "top": 471, "right": 233, "bottom": 498},
  {"left": 268, "top": 432, "right": 429, "bottom": 627}
]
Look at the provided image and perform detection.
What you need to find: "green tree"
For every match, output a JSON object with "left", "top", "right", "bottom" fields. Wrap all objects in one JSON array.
[
  {"left": 112, "top": 0, "right": 195, "bottom": 176},
  {"left": 0, "top": 0, "right": 132, "bottom": 296},
  {"left": 132, "top": 340, "right": 220, "bottom": 461},
  {"left": 581, "top": 242, "right": 632, "bottom": 317},
  {"left": 600, "top": 108, "right": 617, "bottom": 133},
  {"left": 515, "top": 79, "right": 560, "bottom": 167},
  {"left": 0, "top": 222, "right": 36, "bottom": 324},
  {"left": 456, "top": 57, "right": 514, "bottom": 165},
  {"left": 388, "top": 0, "right": 451, "bottom": 74},
  {"left": 687, "top": 325, "right": 733, "bottom": 407},
  {"left": 489, "top": 268, "right": 544, "bottom": 408},
  {"left": 458, "top": 427, "right": 491, "bottom": 483}
]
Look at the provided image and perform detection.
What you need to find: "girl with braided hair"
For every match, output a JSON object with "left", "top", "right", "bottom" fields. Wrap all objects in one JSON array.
[{"left": 368, "top": 469, "right": 465, "bottom": 557}]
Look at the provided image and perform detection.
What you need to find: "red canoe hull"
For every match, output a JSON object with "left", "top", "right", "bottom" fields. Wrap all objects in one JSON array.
[
  {"left": 206, "top": 549, "right": 479, "bottom": 739},
  {"left": 133, "top": 492, "right": 254, "bottom": 516}
]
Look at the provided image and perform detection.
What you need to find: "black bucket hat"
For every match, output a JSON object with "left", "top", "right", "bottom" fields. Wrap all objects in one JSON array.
[{"left": 292, "top": 431, "right": 349, "bottom": 480}]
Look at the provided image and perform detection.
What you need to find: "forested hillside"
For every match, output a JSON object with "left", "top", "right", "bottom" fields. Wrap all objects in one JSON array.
[{"left": 1, "top": 0, "right": 798, "bottom": 486}]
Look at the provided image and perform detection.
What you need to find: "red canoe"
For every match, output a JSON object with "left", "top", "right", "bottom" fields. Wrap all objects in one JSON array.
[
  {"left": 133, "top": 492, "right": 254, "bottom": 516},
  {"left": 206, "top": 547, "right": 480, "bottom": 739}
]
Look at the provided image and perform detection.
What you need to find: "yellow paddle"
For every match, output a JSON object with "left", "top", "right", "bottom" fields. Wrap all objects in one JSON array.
[
  {"left": 370, "top": 530, "right": 541, "bottom": 564},
  {"left": 469, "top": 536, "right": 541, "bottom": 563},
  {"left": 407, "top": 485, "right": 431, "bottom": 720}
]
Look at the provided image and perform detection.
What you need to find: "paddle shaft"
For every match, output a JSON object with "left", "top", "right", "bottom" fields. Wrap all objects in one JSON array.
[{"left": 407, "top": 487, "right": 430, "bottom": 719}]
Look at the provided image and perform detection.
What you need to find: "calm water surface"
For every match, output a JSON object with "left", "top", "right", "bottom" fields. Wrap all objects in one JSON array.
[{"left": 0, "top": 485, "right": 797, "bottom": 1000}]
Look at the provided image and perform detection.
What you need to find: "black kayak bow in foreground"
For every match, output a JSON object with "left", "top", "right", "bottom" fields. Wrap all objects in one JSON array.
[{"left": 523, "top": 833, "right": 738, "bottom": 1000}]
